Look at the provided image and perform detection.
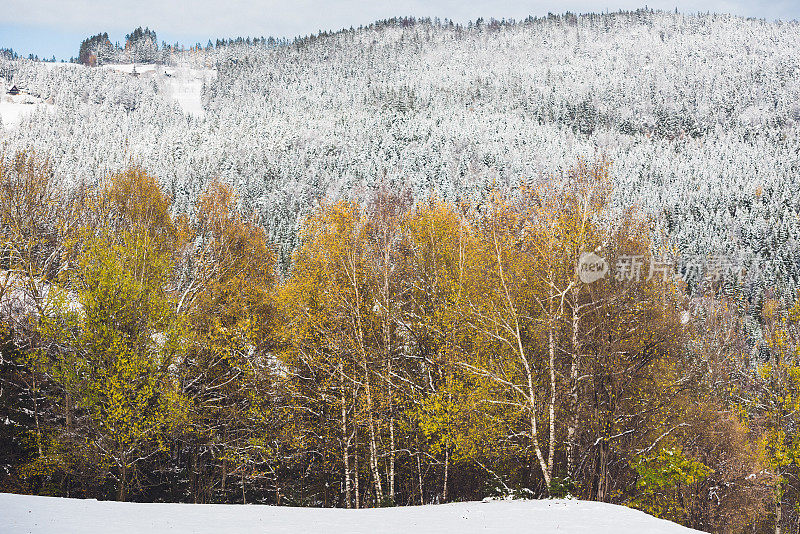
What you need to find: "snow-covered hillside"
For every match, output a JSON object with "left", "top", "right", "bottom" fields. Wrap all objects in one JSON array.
[
  {"left": 1, "top": 10, "right": 799, "bottom": 294},
  {"left": 0, "top": 493, "right": 702, "bottom": 534}
]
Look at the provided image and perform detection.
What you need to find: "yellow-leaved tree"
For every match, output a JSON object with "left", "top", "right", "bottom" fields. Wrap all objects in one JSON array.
[
  {"left": 41, "top": 168, "right": 188, "bottom": 501},
  {"left": 758, "top": 298, "right": 800, "bottom": 534},
  {"left": 277, "top": 200, "right": 381, "bottom": 507},
  {"left": 177, "top": 179, "right": 279, "bottom": 504}
]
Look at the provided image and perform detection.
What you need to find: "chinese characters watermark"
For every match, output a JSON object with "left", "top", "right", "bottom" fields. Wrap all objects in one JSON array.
[{"left": 577, "top": 253, "right": 745, "bottom": 284}]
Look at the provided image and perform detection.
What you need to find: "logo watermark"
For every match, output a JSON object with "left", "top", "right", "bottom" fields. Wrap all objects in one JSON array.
[
  {"left": 577, "top": 252, "right": 608, "bottom": 283},
  {"left": 577, "top": 253, "right": 745, "bottom": 284}
]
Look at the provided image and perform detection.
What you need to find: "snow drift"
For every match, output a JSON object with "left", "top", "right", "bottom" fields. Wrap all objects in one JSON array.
[{"left": 1, "top": 493, "right": 702, "bottom": 534}]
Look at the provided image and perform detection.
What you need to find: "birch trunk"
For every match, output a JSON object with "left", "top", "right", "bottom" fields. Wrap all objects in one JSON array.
[
  {"left": 118, "top": 454, "right": 127, "bottom": 502},
  {"left": 776, "top": 479, "right": 783, "bottom": 534},
  {"left": 341, "top": 367, "right": 352, "bottom": 508},
  {"left": 443, "top": 447, "right": 449, "bottom": 502},
  {"left": 353, "top": 429, "right": 360, "bottom": 509},
  {"left": 494, "top": 228, "right": 553, "bottom": 489},
  {"left": 349, "top": 250, "right": 383, "bottom": 505},
  {"left": 221, "top": 457, "right": 227, "bottom": 494},
  {"left": 389, "top": 415, "right": 395, "bottom": 503},
  {"left": 241, "top": 466, "right": 246, "bottom": 504},
  {"left": 547, "top": 305, "right": 557, "bottom": 487},
  {"left": 32, "top": 375, "right": 42, "bottom": 457},
  {"left": 366, "top": 378, "right": 384, "bottom": 504},
  {"left": 416, "top": 448, "right": 424, "bottom": 505},
  {"left": 567, "top": 297, "right": 580, "bottom": 479}
]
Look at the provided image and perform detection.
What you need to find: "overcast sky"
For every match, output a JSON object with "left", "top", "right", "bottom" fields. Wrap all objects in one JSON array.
[{"left": 1, "top": 0, "right": 798, "bottom": 60}]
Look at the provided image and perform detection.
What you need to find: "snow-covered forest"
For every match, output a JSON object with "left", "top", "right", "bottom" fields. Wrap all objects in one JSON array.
[{"left": 3, "top": 9, "right": 800, "bottom": 534}]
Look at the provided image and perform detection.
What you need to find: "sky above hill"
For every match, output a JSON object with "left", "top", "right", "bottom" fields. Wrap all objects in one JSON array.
[{"left": 1, "top": 0, "right": 798, "bottom": 60}]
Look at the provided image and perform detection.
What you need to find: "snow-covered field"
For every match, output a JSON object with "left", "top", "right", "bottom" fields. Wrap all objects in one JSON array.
[
  {"left": 1, "top": 493, "right": 702, "bottom": 534},
  {"left": 164, "top": 67, "right": 214, "bottom": 117},
  {"left": 0, "top": 94, "right": 55, "bottom": 130},
  {"left": 102, "top": 63, "right": 215, "bottom": 117}
]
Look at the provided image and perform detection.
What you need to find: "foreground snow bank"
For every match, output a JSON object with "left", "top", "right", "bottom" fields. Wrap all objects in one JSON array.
[{"left": 1, "top": 493, "right": 702, "bottom": 534}]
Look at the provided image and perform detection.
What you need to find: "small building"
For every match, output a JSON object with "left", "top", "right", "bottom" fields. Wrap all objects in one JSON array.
[{"left": 7, "top": 85, "right": 19, "bottom": 95}]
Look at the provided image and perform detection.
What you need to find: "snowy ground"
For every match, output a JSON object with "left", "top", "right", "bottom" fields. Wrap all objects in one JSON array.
[
  {"left": 0, "top": 94, "right": 55, "bottom": 130},
  {"left": 102, "top": 63, "right": 161, "bottom": 75},
  {"left": 1, "top": 493, "right": 703, "bottom": 534},
  {"left": 164, "top": 67, "right": 214, "bottom": 117},
  {"left": 102, "top": 63, "right": 215, "bottom": 117}
]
